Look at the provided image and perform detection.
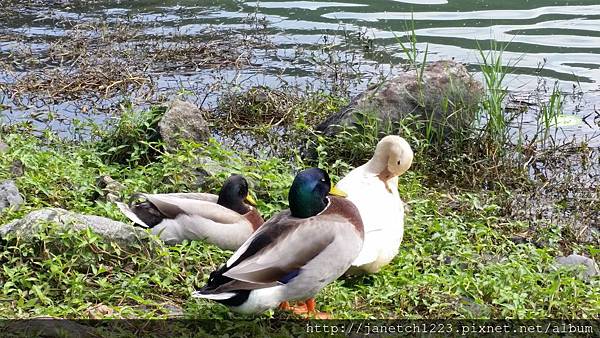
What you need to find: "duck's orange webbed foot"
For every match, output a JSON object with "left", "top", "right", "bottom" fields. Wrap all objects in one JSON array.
[
  {"left": 279, "top": 301, "right": 308, "bottom": 315},
  {"left": 303, "top": 298, "right": 332, "bottom": 319},
  {"left": 289, "top": 301, "right": 308, "bottom": 315},
  {"left": 279, "top": 299, "right": 331, "bottom": 319}
]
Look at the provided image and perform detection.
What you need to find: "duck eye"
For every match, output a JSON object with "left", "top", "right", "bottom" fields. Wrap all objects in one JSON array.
[{"left": 397, "top": 160, "right": 401, "bottom": 165}]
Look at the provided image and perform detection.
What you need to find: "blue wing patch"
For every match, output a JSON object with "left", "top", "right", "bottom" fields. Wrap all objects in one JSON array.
[{"left": 278, "top": 269, "right": 301, "bottom": 284}]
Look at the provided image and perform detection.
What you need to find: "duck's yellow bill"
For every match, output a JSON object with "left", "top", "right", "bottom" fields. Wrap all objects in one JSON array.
[
  {"left": 329, "top": 185, "right": 348, "bottom": 197},
  {"left": 245, "top": 192, "right": 258, "bottom": 206}
]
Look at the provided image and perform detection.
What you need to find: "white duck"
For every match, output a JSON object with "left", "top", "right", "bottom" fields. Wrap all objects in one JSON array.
[{"left": 336, "top": 135, "right": 413, "bottom": 274}]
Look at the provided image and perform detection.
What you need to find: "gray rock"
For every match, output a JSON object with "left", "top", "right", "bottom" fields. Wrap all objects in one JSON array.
[
  {"left": 554, "top": 254, "right": 599, "bottom": 281},
  {"left": 0, "top": 141, "right": 7, "bottom": 153},
  {"left": 159, "top": 99, "right": 210, "bottom": 149},
  {"left": 0, "top": 208, "right": 148, "bottom": 245},
  {"left": 161, "top": 303, "right": 184, "bottom": 317},
  {"left": 6, "top": 318, "right": 98, "bottom": 338},
  {"left": 0, "top": 180, "right": 24, "bottom": 212},
  {"left": 317, "top": 60, "right": 484, "bottom": 135},
  {"left": 458, "top": 297, "right": 492, "bottom": 318}
]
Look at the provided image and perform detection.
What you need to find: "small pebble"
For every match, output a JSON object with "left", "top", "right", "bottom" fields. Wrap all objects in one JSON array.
[
  {"left": 9, "top": 159, "right": 24, "bottom": 177},
  {"left": 0, "top": 180, "right": 24, "bottom": 212}
]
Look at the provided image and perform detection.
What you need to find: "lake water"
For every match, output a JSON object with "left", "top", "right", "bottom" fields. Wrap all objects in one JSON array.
[{"left": 1, "top": 0, "right": 599, "bottom": 142}]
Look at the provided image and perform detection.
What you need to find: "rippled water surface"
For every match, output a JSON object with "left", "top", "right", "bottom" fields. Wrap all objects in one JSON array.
[{"left": 1, "top": 0, "right": 599, "bottom": 140}]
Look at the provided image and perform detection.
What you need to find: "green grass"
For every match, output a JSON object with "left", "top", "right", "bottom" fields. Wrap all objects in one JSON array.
[
  {"left": 537, "top": 81, "right": 563, "bottom": 144},
  {"left": 395, "top": 14, "right": 420, "bottom": 67},
  {"left": 0, "top": 129, "right": 597, "bottom": 324},
  {"left": 477, "top": 40, "right": 511, "bottom": 147}
]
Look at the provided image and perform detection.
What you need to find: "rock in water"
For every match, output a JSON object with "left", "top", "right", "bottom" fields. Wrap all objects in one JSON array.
[
  {"left": 0, "top": 180, "right": 24, "bottom": 212},
  {"left": 0, "top": 208, "right": 148, "bottom": 245},
  {"left": 317, "top": 60, "right": 484, "bottom": 135},
  {"left": 554, "top": 254, "right": 599, "bottom": 281},
  {"left": 159, "top": 99, "right": 210, "bottom": 149}
]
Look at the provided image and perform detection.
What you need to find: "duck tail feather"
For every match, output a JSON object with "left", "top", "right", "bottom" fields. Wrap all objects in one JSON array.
[{"left": 192, "top": 291, "right": 236, "bottom": 300}]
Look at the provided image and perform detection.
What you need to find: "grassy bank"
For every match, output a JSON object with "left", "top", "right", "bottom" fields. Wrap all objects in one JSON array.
[
  {"left": 0, "top": 14, "right": 598, "bottom": 324},
  {"left": 0, "top": 108, "right": 598, "bottom": 322}
]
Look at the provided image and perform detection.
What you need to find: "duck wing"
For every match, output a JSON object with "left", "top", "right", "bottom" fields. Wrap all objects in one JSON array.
[
  {"left": 142, "top": 194, "right": 244, "bottom": 224},
  {"left": 201, "top": 199, "right": 362, "bottom": 294},
  {"left": 155, "top": 192, "right": 219, "bottom": 203}
]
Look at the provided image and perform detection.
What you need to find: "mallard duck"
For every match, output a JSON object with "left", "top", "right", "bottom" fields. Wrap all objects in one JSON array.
[
  {"left": 336, "top": 135, "right": 413, "bottom": 274},
  {"left": 192, "top": 168, "right": 363, "bottom": 317},
  {"left": 116, "top": 175, "right": 264, "bottom": 250}
]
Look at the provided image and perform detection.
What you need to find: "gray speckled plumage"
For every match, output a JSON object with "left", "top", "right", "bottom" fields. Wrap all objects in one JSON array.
[
  {"left": 117, "top": 192, "right": 263, "bottom": 250},
  {"left": 194, "top": 196, "right": 364, "bottom": 313}
]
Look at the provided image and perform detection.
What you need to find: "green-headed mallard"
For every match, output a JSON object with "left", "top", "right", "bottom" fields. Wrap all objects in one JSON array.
[
  {"left": 337, "top": 135, "right": 413, "bottom": 274},
  {"left": 192, "top": 168, "right": 363, "bottom": 317},
  {"left": 116, "top": 175, "right": 264, "bottom": 250}
]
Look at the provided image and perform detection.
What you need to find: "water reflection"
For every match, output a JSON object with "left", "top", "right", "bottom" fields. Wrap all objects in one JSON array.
[{"left": 0, "top": 0, "right": 599, "bottom": 141}]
